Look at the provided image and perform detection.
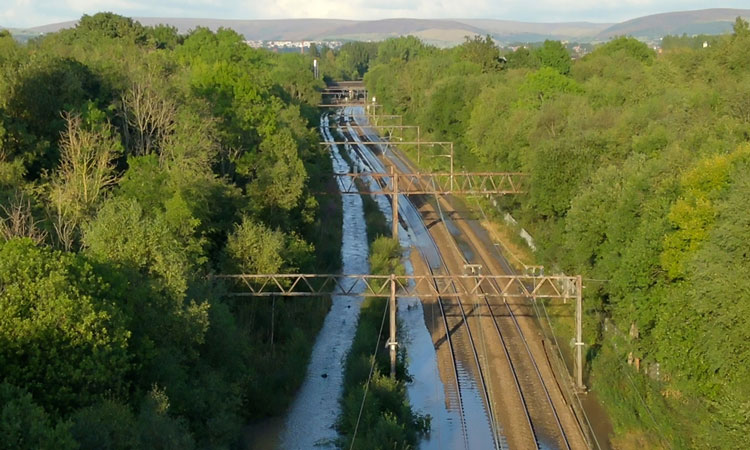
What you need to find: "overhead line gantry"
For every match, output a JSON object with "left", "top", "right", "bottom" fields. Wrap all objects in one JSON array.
[{"left": 220, "top": 98, "right": 587, "bottom": 393}]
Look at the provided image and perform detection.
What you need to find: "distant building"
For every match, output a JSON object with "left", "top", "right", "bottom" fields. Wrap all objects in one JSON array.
[{"left": 244, "top": 39, "right": 344, "bottom": 53}]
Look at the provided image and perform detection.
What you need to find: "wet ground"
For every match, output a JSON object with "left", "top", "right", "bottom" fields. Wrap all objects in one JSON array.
[{"left": 252, "top": 111, "right": 473, "bottom": 449}]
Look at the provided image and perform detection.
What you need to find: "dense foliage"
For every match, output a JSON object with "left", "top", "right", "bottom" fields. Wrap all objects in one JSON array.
[
  {"left": 365, "top": 23, "right": 750, "bottom": 448},
  {"left": 0, "top": 13, "right": 341, "bottom": 448},
  {"left": 312, "top": 41, "right": 379, "bottom": 81}
]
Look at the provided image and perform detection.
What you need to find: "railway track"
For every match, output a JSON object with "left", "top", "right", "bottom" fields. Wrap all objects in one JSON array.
[
  {"left": 344, "top": 108, "right": 582, "bottom": 450},
  {"left": 328, "top": 110, "right": 503, "bottom": 448}
]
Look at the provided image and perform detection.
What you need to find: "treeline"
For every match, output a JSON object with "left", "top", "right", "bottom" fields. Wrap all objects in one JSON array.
[
  {"left": 0, "top": 13, "right": 340, "bottom": 449},
  {"left": 311, "top": 41, "right": 379, "bottom": 81},
  {"left": 364, "top": 20, "right": 750, "bottom": 448}
]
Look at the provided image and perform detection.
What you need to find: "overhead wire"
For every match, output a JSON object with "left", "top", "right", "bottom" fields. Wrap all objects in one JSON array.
[{"left": 348, "top": 222, "right": 392, "bottom": 450}]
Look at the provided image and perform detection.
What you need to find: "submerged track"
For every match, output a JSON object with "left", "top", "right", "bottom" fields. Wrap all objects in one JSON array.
[{"left": 340, "top": 107, "right": 586, "bottom": 449}]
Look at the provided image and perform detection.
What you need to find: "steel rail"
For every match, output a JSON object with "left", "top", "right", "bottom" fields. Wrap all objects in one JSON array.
[
  {"left": 349, "top": 111, "right": 503, "bottom": 449},
  {"left": 398, "top": 153, "right": 572, "bottom": 450},
  {"left": 376, "top": 127, "right": 535, "bottom": 450},
  {"left": 352, "top": 112, "right": 572, "bottom": 450}
]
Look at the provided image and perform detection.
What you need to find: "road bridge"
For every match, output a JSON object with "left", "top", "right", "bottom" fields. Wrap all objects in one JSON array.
[{"left": 320, "top": 80, "right": 368, "bottom": 103}]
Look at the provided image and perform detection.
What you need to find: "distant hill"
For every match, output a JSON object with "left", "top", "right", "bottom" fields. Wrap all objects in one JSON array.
[
  {"left": 27, "top": 17, "right": 610, "bottom": 45},
  {"left": 25, "top": 8, "right": 750, "bottom": 46},
  {"left": 0, "top": 26, "right": 42, "bottom": 42},
  {"left": 458, "top": 19, "right": 611, "bottom": 42},
  {"left": 596, "top": 8, "right": 750, "bottom": 40},
  {"left": 30, "top": 18, "right": 355, "bottom": 41},
  {"left": 314, "top": 18, "right": 492, "bottom": 46}
]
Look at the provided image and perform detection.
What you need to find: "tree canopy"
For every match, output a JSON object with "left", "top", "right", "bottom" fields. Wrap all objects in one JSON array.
[
  {"left": 0, "top": 12, "right": 337, "bottom": 448},
  {"left": 364, "top": 23, "right": 750, "bottom": 448}
]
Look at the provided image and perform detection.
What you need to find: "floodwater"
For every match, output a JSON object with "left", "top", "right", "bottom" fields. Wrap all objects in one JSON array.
[
  {"left": 275, "top": 115, "right": 370, "bottom": 449},
  {"left": 398, "top": 258, "right": 466, "bottom": 450},
  {"left": 255, "top": 108, "right": 498, "bottom": 449},
  {"left": 345, "top": 107, "right": 496, "bottom": 449}
]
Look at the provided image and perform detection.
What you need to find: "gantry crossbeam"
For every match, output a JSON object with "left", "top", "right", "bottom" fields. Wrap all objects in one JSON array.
[
  {"left": 321, "top": 141, "right": 450, "bottom": 146},
  {"left": 328, "top": 124, "right": 419, "bottom": 141},
  {"left": 330, "top": 171, "right": 526, "bottom": 195},
  {"left": 216, "top": 274, "right": 578, "bottom": 299}
]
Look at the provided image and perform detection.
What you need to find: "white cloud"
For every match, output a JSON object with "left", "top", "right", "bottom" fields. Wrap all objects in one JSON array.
[{"left": 2, "top": 0, "right": 749, "bottom": 28}]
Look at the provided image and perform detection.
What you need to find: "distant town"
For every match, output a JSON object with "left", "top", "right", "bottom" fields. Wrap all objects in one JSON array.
[
  {"left": 245, "top": 40, "right": 344, "bottom": 53},
  {"left": 244, "top": 36, "right": 713, "bottom": 59},
  {"left": 244, "top": 38, "right": 603, "bottom": 58}
]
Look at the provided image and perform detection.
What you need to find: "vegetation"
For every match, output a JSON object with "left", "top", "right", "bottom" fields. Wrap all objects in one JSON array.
[
  {"left": 338, "top": 237, "right": 430, "bottom": 449},
  {"left": 365, "top": 23, "right": 750, "bottom": 448},
  {"left": 313, "top": 41, "right": 380, "bottom": 81},
  {"left": 0, "top": 13, "right": 341, "bottom": 448},
  {"left": 6, "top": 9, "right": 750, "bottom": 449}
]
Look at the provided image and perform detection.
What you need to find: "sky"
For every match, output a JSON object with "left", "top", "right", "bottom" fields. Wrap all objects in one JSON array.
[{"left": 1, "top": 0, "right": 749, "bottom": 29}]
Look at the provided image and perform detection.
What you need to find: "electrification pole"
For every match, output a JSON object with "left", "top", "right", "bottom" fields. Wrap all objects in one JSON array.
[
  {"left": 575, "top": 275, "right": 585, "bottom": 391},
  {"left": 391, "top": 165, "right": 399, "bottom": 241},
  {"left": 389, "top": 273, "right": 398, "bottom": 378}
]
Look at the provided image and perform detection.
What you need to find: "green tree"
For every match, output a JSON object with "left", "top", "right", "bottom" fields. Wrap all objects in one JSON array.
[
  {"left": 516, "top": 66, "right": 582, "bottom": 108},
  {"left": 661, "top": 148, "right": 748, "bottom": 279},
  {"left": 1, "top": 56, "right": 101, "bottom": 175},
  {"left": 376, "top": 36, "right": 430, "bottom": 64},
  {"left": 147, "top": 25, "right": 182, "bottom": 50},
  {"left": 70, "top": 400, "right": 138, "bottom": 450},
  {"left": 224, "top": 215, "right": 312, "bottom": 274},
  {"left": 534, "top": 40, "right": 571, "bottom": 75},
  {"left": 243, "top": 129, "right": 307, "bottom": 211},
  {"left": 0, "top": 239, "right": 131, "bottom": 414},
  {"left": 49, "top": 110, "right": 121, "bottom": 250},
  {"left": 336, "top": 41, "right": 379, "bottom": 78},
  {"left": 457, "top": 35, "right": 502, "bottom": 72},
  {"left": 0, "top": 383, "right": 76, "bottom": 450},
  {"left": 76, "top": 12, "right": 147, "bottom": 45},
  {"left": 592, "top": 37, "right": 655, "bottom": 62},
  {"left": 83, "top": 195, "right": 206, "bottom": 297},
  {"left": 733, "top": 16, "right": 750, "bottom": 37},
  {"left": 505, "top": 46, "right": 540, "bottom": 70}
]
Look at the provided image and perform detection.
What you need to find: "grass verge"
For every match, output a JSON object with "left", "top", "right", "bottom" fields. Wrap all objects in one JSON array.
[{"left": 337, "top": 237, "right": 430, "bottom": 449}]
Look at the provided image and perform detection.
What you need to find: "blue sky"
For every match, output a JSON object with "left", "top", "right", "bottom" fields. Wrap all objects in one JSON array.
[{"left": 2, "top": 0, "right": 749, "bottom": 29}]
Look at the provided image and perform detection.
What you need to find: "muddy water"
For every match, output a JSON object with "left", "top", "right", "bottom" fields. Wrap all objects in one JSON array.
[{"left": 274, "top": 115, "right": 370, "bottom": 449}]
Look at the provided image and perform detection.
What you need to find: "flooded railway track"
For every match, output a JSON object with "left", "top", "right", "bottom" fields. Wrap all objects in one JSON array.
[
  {"left": 330, "top": 110, "right": 499, "bottom": 449},
  {"left": 343, "top": 109, "right": 583, "bottom": 450}
]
